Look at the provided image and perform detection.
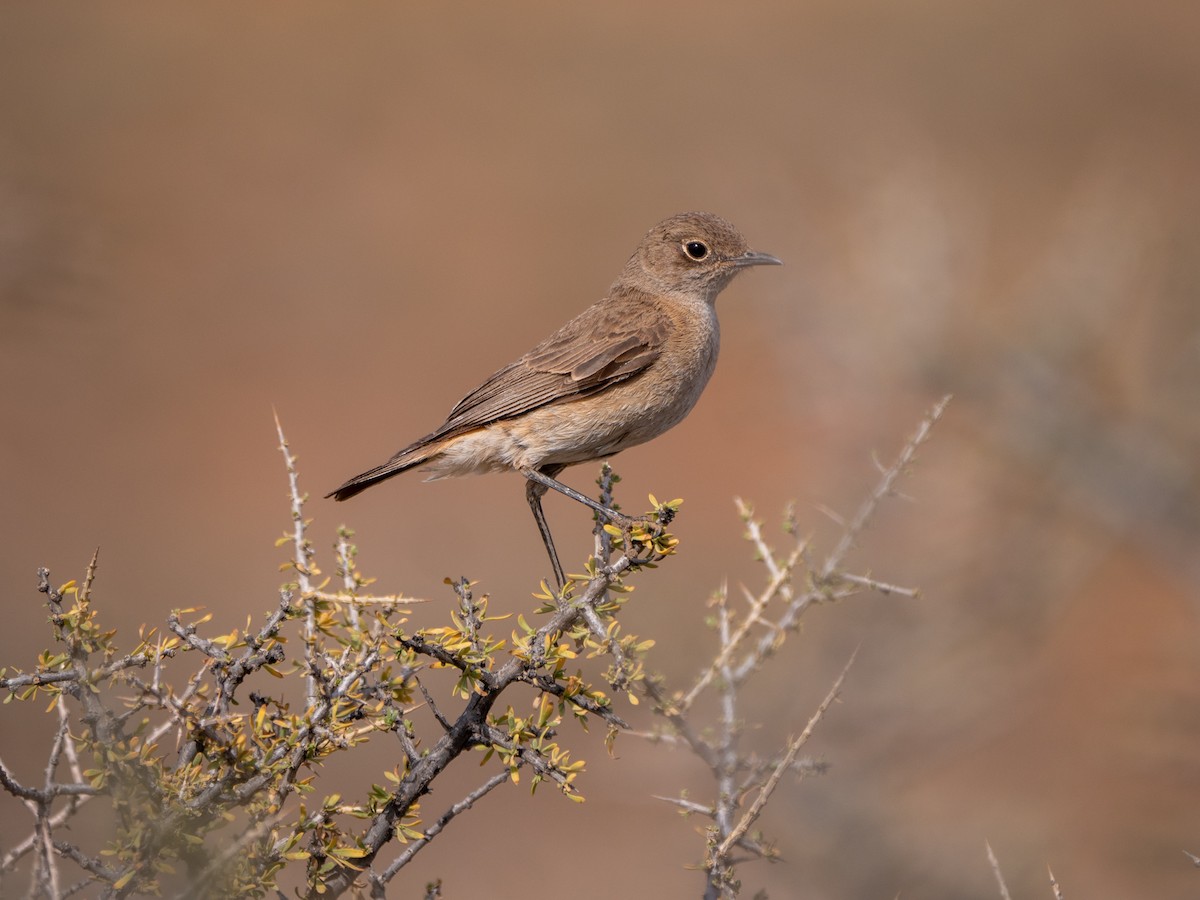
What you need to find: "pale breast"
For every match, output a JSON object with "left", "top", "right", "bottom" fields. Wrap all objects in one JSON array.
[{"left": 516, "top": 294, "right": 720, "bottom": 468}]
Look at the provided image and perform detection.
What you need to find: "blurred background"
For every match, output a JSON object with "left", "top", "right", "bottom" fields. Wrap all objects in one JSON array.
[{"left": 2, "top": 3, "right": 1199, "bottom": 897}]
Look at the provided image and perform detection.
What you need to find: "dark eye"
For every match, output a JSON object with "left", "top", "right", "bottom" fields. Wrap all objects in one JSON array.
[{"left": 683, "top": 240, "right": 709, "bottom": 260}]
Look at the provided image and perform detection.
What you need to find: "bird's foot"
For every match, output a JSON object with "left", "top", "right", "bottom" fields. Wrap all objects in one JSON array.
[{"left": 600, "top": 500, "right": 680, "bottom": 567}]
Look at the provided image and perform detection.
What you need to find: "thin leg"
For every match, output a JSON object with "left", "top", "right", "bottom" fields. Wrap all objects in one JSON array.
[
  {"left": 519, "top": 466, "right": 627, "bottom": 523},
  {"left": 525, "top": 464, "right": 567, "bottom": 589}
]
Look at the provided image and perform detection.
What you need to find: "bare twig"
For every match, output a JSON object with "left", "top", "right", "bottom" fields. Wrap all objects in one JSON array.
[
  {"left": 837, "top": 572, "right": 919, "bottom": 597},
  {"left": 680, "top": 541, "right": 804, "bottom": 712},
  {"left": 1048, "top": 864, "right": 1065, "bottom": 899},
  {"left": 727, "top": 396, "right": 949, "bottom": 688},
  {"left": 275, "top": 411, "right": 318, "bottom": 707},
  {"left": 301, "top": 589, "right": 429, "bottom": 607},
  {"left": 817, "top": 395, "right": 950, "bottom": 581},
  {"left": 395, "top": 764, "right": 512, "bottom": 871},
  {"left": 716, "top": 650, "right": 856, "bottom": 859},
  {"left": 986, "top": 841, "right": 1013, "bottom": 900}
]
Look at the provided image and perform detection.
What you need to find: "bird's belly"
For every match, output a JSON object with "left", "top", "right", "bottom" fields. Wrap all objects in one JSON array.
[
  {"left": 513, "top": 378, "right": 704, "bottom": 467},
  {"left": 419, "top": 391, "right": 695, "bottom": 480},
  {"left": 421, "top": 326, "right": 718, "bottom": 478}
]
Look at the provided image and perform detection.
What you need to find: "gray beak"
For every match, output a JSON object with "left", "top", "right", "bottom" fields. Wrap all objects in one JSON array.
[{"left": 731, "top": 250, "right": 783, "bottom": 268}]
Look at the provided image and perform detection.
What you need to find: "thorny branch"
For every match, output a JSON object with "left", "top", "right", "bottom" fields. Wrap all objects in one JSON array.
[
  {"left": 631, "top": 397, "right": 949, "bottom": 899},
  {"left": 2, "top": 398, "right": 948, "bottom": 899},
  {"left": 2, "top": 419, "right": 670, "bottom": 900}
]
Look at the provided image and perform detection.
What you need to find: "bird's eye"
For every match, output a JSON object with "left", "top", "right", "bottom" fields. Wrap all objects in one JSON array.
[{"left": 683, "top": 240, "right": 709, "bottom": 261}]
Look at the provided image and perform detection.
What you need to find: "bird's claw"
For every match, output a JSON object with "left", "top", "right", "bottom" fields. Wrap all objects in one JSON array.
[{"left": 602, "top": 511, "right": 677, "bottom": 564}]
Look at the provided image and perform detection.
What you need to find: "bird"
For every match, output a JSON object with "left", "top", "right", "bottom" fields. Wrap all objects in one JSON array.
[{"left": 327, "top": 211, "right": 781, "bottom": 587}]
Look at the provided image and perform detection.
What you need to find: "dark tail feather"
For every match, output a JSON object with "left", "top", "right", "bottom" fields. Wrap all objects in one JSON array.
[{"left": 325, "top": 444, "right": 434, "bottom": 501}]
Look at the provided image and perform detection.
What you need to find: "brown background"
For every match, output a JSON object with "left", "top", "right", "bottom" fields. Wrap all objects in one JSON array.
[{"left": 3, "top": 3, "right": 1199, "bottom": 898}]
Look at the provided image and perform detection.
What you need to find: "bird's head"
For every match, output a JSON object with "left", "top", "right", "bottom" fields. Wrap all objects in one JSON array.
[{"left": 622, "top": 211, "right": 781, "bottom": 301}]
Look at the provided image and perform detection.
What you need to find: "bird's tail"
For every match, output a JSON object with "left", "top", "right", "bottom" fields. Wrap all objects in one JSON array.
[{"left": 325, "top": 440, "right": 437, "bottom": 501}]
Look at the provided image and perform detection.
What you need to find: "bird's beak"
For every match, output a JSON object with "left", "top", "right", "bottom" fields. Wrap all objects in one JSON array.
[{"left": 730, "top": 250, "right": 783, "bottom": 268}]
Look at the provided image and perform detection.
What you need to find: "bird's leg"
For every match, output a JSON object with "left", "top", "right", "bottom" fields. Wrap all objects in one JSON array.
[
  {"left": 520, "top": 466, "right": 631, "bottom": 525},
  {"left": 516, "top": 465, "right": 638, "bottom": 528},
  {"left": 521, "top": 465, "right": 668, "bottom": 580},
  {"left": 525, "top": 466, "right": 566, "bottom": 590}
]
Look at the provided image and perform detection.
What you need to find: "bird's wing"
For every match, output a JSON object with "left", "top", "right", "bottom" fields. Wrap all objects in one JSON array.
[{"left": 432, "top": 297, "right": 669, "bottom": 440}]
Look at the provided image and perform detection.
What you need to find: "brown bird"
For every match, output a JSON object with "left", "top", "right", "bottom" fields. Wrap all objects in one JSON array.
[{"left": 327, "top": 212, "right": 781, "bottom": 587}]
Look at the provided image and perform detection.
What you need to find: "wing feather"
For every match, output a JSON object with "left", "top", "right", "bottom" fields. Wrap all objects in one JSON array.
[{"left": 432, "top": 296, "right": 668, "bottom": 441}]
